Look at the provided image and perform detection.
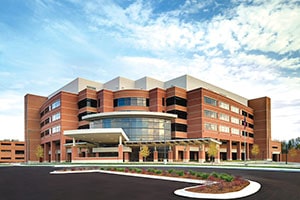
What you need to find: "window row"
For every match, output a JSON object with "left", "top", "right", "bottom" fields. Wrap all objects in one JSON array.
[
  {"left": 204, "top": 97, "right": 254, "bottom": 118},
  {"left": 40, "top": 100, "right": 61, "bottom": 117},
  {"left": 204, "top": 123, "right": 253, "bottom": 137},
  {"left": 40, "top": 112, "right": 60, "bottom": 127},
  {"left": 113, "top": 97, "right": 149, "bottom": 107},
  {"left": 204, "top": 109, "right": 253, "bottom": 128},
  {"left": 40, "top": 125, "right": 61, "bottom": 137}
]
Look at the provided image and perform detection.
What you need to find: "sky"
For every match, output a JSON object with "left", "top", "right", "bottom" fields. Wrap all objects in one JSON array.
[{"left": 0, "top": 0, "right": 299, "bottom": 142}]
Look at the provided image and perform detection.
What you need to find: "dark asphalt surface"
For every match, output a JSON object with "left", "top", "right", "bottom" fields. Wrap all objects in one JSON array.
[{"left": 0, "top": 166, "right": 299, "bottom": 200}]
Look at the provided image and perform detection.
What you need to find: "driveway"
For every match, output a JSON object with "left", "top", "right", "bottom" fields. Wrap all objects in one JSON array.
[{"left": 0, "top": 166, "right": 299, "bottom": 200}]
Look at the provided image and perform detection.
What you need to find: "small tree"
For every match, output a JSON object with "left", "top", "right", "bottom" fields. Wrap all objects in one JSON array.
[
  {"left": 207, "top": 142, "right": 218, "bottom": 163},
  {"left": 140, "top": 145, "right": 150, "bottom": 161},
  {"left": 35, "top": 145, "right": 44, "bottom": 162},
  {"left": 251, "top": 144, "right": 260, "bottom": 160},
  {"left": 289, "top": 148, "right": 297, "bottom": 158}
]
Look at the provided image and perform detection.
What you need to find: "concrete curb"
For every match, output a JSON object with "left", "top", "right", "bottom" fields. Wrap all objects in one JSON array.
[{"left": 174, "top": 180, "right": 261, "bottom": 199}]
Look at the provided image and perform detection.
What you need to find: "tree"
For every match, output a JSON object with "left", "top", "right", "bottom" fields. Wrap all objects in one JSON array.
[
  {"left": 207, "top": 142, "right": 218, "bottom": 163},
  {"left": 251, "top": 144, "right": 260, "bottom": 160},
  {"left": 35, "top": 145, "right": 44, "bottom": 162},
  {"left": 289, "top": 148, "right": 297, "bottom": 158},
  {"left": 140, "top": 145, "right": 150, "bottom": 161}
]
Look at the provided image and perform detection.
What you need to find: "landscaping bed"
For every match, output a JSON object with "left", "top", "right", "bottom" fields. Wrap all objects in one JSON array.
[{"left": 58, "top": 167, "right": 250, "bottom": 194}]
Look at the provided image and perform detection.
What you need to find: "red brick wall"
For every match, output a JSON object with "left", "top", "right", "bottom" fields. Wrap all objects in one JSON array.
[
  {"left": 248, "top": 97, "right": 272, "bottom": 160},
  {"left": 24, "top": 94, "right": 47, "bottom": 162}
]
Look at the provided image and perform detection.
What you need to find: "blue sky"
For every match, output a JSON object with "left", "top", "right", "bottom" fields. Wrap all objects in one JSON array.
[{"left": 0, "top": 0, "right": 299, "bottom": 141}]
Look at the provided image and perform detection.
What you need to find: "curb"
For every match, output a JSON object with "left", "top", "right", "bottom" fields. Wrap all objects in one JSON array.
[{"left": 174, "top": 180, "right": 261, "bottom": 199}]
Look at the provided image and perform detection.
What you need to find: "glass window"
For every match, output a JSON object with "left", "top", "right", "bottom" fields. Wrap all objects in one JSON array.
[
  {"left": 52, "top": 100, "right": 61, "bottom": 110},
  {"left": 89, "top": 117, "right": 171, "bottom": 141},
  {"left": 52, "top": 125, "right": 61, "bottom": 133},
  {"left": 52, "top": 112, "right": 60, "bottom": 121},
  {"left": 230, "top": 105, "right": 239, "bottom": 113},
  {"left": 113, "top": 97, "right": 149, "bottom": 107},
  {"left": 231, "top": 117, "right": 239, "bottom": 124},
  {"left": 78, "top": 98, "right": 97, "bottom": 109},
  {"left": 167, "top": 110, "right": 187, "bottom": 119},
  {"left": 219, "top": 125, "right": 230, "bottom": 133},
  {"left": 166, "top": 96, "right": 187, "bottom": 107},
  {"left": 204, "top": 96, "right": 217, "bottom": 106},
  {"left": 204, "top": 110, "right": 217, "bottom": 118},
  {"left": 231, "top": 128, "right": 240, "bottom": 135},
  {"left": 219, "top": 113, "right": 229, "bottom": 121},
  {"left": 205, "top": 123, "right": 218, "bottom": 131},
  {"left": 219, "top": 102, "right": 229, "bottom": 110}
]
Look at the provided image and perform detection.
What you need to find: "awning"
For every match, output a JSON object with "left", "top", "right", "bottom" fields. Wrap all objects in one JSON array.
[{"left": 64, "top": 128, "right": 129, "bottom": 144}]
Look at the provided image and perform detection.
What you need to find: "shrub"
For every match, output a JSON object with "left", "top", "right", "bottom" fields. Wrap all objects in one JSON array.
[
  {"left": 196, "top": 172, "right": 209, "bottom": 179},
  {"left": 167, "top": 169, "right": 174, "bottom": 174},
  {"left": 147, "top": 168, "right": 156, "bottom": 173},
  {"left": 175, "top": 170, "right": 184, "bottom": 176},
  {"left": 189, "top": 170, "right": 197, "bottom": 176},
  {"left": 154, "top": 169, "right": 162, "bottom": 174},
  {"left": 219, "top": 173, "right": 234, "bottom": 182},
  {"left": 135, "top": 168, "right": 142, "bottom": 173}
]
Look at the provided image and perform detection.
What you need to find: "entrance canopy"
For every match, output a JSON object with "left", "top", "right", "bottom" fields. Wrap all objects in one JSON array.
[{"left": 64, "top": 128, "right": 129, "bottom": 144}]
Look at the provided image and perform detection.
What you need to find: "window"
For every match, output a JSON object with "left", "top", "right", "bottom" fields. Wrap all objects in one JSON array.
[
  {"left": 231, "top": 117, "right": 239, "bottom": 124},
  {"left": 1, "top": 150, "right": 11, "bottom": 152},
  {"left": 204, "top": 110, "right": 217, "bottom": 118},
  {"left": 231, "top": 106, "right": 239, "bottom": 114},
  {"left": 51, "top": 100, "right": 61, "bottom": 110},
  {"left": 219, "top": 125, "right": 230, "bottom": 133},
  {"left": 15, "top": 150, "right": 24, "bottom": 155},
  {"left": 242, "top": 110, "right": 247, "bottom": 116},
  {"left": 167, "top": 110, "right": 187, "bottom": 119},
  {"left": 162, "top": 98, "right": 165, "bottom": 106},
  {"left": 166, "top": 96, "right": 187, "bottom": 107},
  {"left": 249, "top": 133, "right": 254, "bottom": 138},
  {"left": 113, "top": 97, "right": 149, "bottom": 107},
  {"left": 171, "top": 123, "right": 187, "bottom": 132},
  {"left": 52, "top": 112, "right": 61, "bottom": 121},
  {"left": 78, "top": 98, "right": 97, "bottom": 109},
  {"left": 248, "top": 113, "right": 254, "bottom": 119},
  {"left": 204, "top": 96, "right": 217, "bottom": 106},
  {"left": 248, "top": 123, "right": 254, "bottom": 129},
  {"left": 219, "top": 113, "right": 229, "bottom": 121},
  {"left": 231, "top": 128, "right": 240, "bottom": 135},
  {"left": 219, "top": 102, "right": 229, "bottom": 110},
  {"left": 205, "top": 123, "right": 218, "bottom": 131},
  {"left": 242, "top": 131, "right": 248, "bottom": 136},
  {"left": 1, "top": 143, "right": 11, "bottom": 146},
  {"left": 52, "top": 126, "right": 61, "bottom": 134}
]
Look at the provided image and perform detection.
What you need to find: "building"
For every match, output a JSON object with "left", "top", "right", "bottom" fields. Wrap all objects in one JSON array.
[
  {"left": 0, "top": 140, "right": 25, "bottom": 163},
  {"left": 24, "top": 75, "right": 281, "bottom": 163}
]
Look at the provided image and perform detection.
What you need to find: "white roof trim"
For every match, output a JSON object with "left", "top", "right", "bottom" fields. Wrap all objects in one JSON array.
[{"left": 83, "top": 111, "right": 177, "bottom": 121}]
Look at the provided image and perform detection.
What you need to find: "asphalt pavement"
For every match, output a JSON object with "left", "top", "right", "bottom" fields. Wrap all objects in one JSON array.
[{"left": 0, "top": 165, "right": 299, "bottom": 200}]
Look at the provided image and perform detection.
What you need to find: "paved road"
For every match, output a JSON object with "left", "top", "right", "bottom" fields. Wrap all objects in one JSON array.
[{"left": 0, "top": 166, "right": 299, "bottom": 200}]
